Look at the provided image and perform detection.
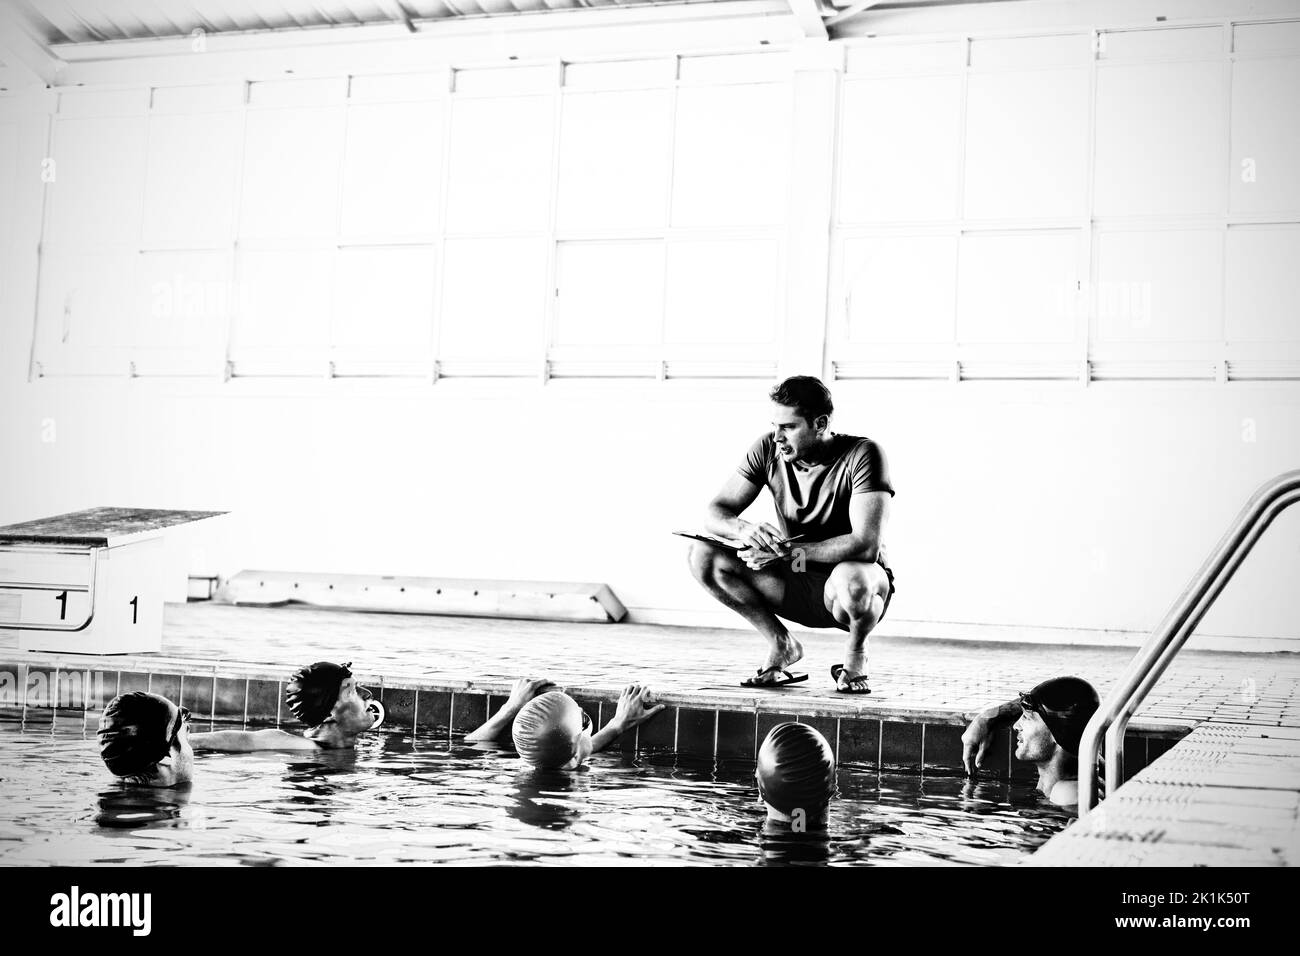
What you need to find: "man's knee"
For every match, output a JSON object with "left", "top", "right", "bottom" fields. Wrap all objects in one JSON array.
[
  {"left": 687, "top": 541, "right": 730, "bottom": 584},
  {"left": 831, "top": 565, "right": 886, "bottom": 619}
]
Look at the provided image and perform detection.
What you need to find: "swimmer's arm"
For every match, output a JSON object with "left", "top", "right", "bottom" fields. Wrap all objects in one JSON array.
[
  {"left": 463, "top": 704, "right": 517, "bottom": 743},
  {"left": 189, "top": 729, "right": 321, "bottom": 752},
  {"left": 464, "top": 677, "right": 556, "bottom": 743},
  {"left": 591, "top": 684, "right": 666, "bottom": 754},
  {"left": 960, "top": 700, "right": 1021, "bottom": 775},
  {"left": 795, "top": 491, "right": 889, "bottom": 566}
]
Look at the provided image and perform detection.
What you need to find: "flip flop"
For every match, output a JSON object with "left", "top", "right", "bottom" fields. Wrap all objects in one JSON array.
[
  {"left": 740, "top": 666, "right": 809, "bottom": 689},
  {"left": 831, "top": 664, "right": 871, "bottom": 695}
]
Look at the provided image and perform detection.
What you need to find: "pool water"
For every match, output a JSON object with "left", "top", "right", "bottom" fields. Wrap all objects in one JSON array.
[{"left": 0, "top": 721, "right": 1073, "bottom": 866}]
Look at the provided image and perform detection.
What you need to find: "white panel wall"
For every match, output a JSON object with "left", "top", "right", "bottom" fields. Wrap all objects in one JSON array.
[{"left": 3, "top": 6, "right": 1299, "bottom": 647}]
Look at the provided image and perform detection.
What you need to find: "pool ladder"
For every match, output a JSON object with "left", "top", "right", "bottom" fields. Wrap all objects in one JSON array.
[{"left": 1078, "top": 468, "right": 1300, "bottom": 818}]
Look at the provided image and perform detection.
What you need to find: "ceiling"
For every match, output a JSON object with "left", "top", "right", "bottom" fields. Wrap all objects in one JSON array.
[{"left": 4, "top": 0, "right": 844, "bottom": 45}]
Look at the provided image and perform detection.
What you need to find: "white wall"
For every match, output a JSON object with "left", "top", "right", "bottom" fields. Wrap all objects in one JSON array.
[{"left": 2, "top": 1, "right": 1298, "bottom": 647}]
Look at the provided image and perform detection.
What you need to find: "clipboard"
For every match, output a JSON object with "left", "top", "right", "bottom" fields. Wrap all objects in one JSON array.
[{"left": 672, "top": 531, "right": 805, "bottom": 553}]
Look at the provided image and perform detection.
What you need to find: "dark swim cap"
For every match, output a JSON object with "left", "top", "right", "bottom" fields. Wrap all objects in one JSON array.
[
  {"left": 285, "top": 661, "right": 352, "bottom": 727},
  {"left": 98, "top": 692, "right": 181, "bottom": 777},
  {"left": 756, "top": 722, "right": 837, "bottom": 815},
  {"left": 1019, "top": 676, "right": 1100, "bottom": 756},
  {"left": 511, "top": 691, "right": 584, "bottom": 769}
]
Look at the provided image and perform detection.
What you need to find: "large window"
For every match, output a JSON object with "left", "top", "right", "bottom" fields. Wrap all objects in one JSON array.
[
  {"left": 32, "top": 55, "right": 794, "bottom": 382},
  {"left": 830, "top": 21, "right": 1300, "bottom": 383}
]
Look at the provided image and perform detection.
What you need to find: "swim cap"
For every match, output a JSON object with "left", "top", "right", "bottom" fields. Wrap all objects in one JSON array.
[
  {"left": 756, "top": 722, "right": 836, "bottom": 815},
  {"left": 511, "top": 691, "right": 585, "bottom": 769},
  {"left": 98, "top": 692, "right": 181, "bottom": 777},
  {"left": 285, "top": 661, "right": 352, "bottom": 727},
  {"left": 1019, "top": 676, "right": 1100, "bottom": 756}
]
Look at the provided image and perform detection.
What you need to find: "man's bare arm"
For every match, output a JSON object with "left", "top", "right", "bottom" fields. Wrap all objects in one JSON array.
[
  {"left": 789, "top": 491, "right": 890, "bottom": 566},
  {"left": 704, "top": 473, "right": 786, "bottom": 553}
]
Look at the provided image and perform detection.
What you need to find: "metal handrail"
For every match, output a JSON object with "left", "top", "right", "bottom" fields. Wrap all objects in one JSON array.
[
  {"left": 1078, "top": 469, "right": 1300, "bottom": 817},
  {"left": 0, "top": 544, "right": 99, "bottom": 633}
]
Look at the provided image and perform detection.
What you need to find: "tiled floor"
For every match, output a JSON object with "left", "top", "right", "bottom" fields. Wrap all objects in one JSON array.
[
  {"left": 1028, "top": 725, "right": 1300, "bottom": 866},
  {"left": 5, "top": 601, "right": 1289, "bottom": 726}
]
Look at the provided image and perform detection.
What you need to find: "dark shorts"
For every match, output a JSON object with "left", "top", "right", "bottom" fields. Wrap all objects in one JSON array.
[{"left": 773, "top": 560, "right": 895, "bottom": 633}]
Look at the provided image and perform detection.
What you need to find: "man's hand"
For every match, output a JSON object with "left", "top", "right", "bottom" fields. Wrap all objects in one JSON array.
[
  {"left": 737, "top": 520, "right": 790, "bottom": 557},
  {"left": 506, "top": 677, "right": 555, "bottom": 712},
  {"left": 961, "top": 716, "right": 995, "bottom": 775},
  {"left": 610, "top": 683, "right": 666, "bottom": 732},
  {"left": 737, "top": 546, "right": 784, "bottom": 571}
]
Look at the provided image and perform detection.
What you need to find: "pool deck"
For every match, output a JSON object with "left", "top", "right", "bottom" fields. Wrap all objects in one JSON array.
[{"left": 3, "top": 600, "right": 1299, "bottom": 866}]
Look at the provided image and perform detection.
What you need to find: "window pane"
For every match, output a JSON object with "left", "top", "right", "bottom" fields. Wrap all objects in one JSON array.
[
  {"left": 438, "top": 237, "right": 546, "bottom": 358},
  {"left": 1094, "top": 229, "right": 1221, "bottom": 344},
  {"left": 333, "top": 246, "right": 436, "bottom": 349},
  {"left": 664, "top": 238, "right": 780, "bottom": 345},
  {"left": 963, "top": 70, "right": 1089, "bottom": 221},
  {"left": 239, "top": 107, "right": 345, "bottom": 239},
  {"left": 557, "top": 90, "right": 671, "bottom": 231},
  {"left": 232, "top": 248, "right": 335, "bottom": 349},
  {"left": 957, "top": 232, "right": 1078, "bottom": 344},
  {"left": 48, "top": 116, "right": 148, "bottom": 246},
  {"left": 839, "top": 76, "right": 962, "bottom": 223},
  {"left": 841, "top": 235, "right": 956, "bottom": 344},
  {"left": 554, "top": 241, "right": 664, "bottom": 346},
  {"left": 341, "top": 101, "right": 444, "bottom": 239},
  {"left": 445, "top": 96, "right": 553, "bottom": 233},
  {"left": 671, "top": 84, "right": 791, "bottom": 228},
  {"left": 142, "top": 111, "right": 241, "bottom": 246},
  {"left": 1226, "top": 226, "right": 1300, "bottom": 344},
  {"left": 1094, "top": 62, "right": 1225, "bottom": 216},
  {"left": 1230, "top": 58, "right": 1300, "bottom": 214}
]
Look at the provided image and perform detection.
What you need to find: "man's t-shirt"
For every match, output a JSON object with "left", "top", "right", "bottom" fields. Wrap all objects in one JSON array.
[{"left": 737, "top": 432, "right": 894, "bottom": 570}]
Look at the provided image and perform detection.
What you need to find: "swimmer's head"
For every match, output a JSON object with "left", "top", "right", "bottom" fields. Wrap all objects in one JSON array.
[
  {"left": 756, "top": 722, "right": 837, "bottom": 826},
  {"left": 511, "top": 691, "right": 593, "bottom": 770},
  {"left": 1015, "top": 676, "right": 1100, "bottom": 761},
  {"left": 285, "top": 662, "right": 383, "bottom": 740},
  {"left": 98, "top": 692, "right": 194, "bottom": 788}
]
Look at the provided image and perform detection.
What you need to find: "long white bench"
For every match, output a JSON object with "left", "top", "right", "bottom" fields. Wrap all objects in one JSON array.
[{"left": 216, "top": 570, "right": 627, "bottom": 624}]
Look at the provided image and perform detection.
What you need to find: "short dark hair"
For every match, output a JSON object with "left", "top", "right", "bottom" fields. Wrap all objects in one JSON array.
[{"left": 769, "top": 376, "right": 833, "bottom": 425}]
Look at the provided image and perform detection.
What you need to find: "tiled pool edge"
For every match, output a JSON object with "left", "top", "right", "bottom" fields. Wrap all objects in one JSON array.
[{"left": 0, "top": 654, "right": 1191, "bottom": 779}]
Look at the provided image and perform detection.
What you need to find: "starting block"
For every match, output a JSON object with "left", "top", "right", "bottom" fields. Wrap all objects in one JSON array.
[{"left": 0, "top": 507, "right": 226, "bottom": 654}]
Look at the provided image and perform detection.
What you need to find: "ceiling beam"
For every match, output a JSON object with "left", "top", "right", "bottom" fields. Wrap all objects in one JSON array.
[
  {"left": 787, "top": 0, "right": 828, "bottom": 40},
  {"left": 0, "top": 7, "right": 64, "bottom": 85},
  {"left": 825, "top": 0, "right": 884, "bottom": 30}
]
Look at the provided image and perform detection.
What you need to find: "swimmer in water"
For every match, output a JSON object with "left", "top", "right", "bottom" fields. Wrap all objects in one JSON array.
[
  {"left": 755, "top": 721, "right": 838, "bottom": 832},
  {"left": 97, "top": 691, "right": 195, "bottom": 788},
  {"left": 960, "top": 675, "right": 1100, "bottom": 807},
  {"left": 466, "top": 677, "right": 665, "bottom": 770},
  {"left": 189, "top": 661, "right": 384, "bottom": 753}
]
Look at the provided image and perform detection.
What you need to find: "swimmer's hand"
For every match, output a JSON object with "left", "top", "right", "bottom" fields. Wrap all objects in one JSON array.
[
  {"left": 610, "top": 684, "right": 667, "bottom": 733},
  {"left": 506, "top": 676, "right": 556, "bottom": 712},
  {"left": 464, "top": 677, "right": 555, "bottom": 743},
  {"left": 961, "top": 699, "right": 1022, "bottom": 775}
]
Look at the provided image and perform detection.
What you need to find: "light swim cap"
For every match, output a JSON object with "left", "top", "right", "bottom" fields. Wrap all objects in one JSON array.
[
  {"left": 511, "top": 691, "right": 586, "bottom": 769},
  {"left": 285, "top": 661, "right": 352, "bottom": 727},
  {"left": 756, "top": 722, "right": 836, "bottom": 815},
  {"left": 98, "top": 692, "right": 182, "bottom": 777},
  {"left": 1019, "top": 676, "right": 1100, "bottom": 756}
]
